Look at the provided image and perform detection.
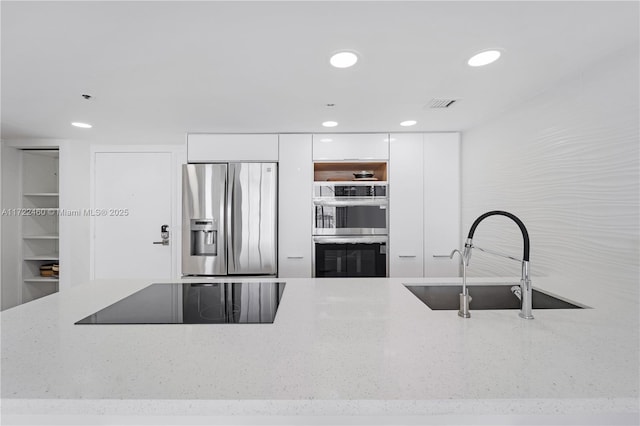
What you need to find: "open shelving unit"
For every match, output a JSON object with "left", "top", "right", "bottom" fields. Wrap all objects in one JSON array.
[
  {"left": 21, "top": 149, "right": 60, "bottom": 302},
  {"left": 313, "top": 161, "right": 388, "bottom": 182}
]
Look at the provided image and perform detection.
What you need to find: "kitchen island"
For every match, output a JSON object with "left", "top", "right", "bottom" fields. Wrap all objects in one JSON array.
[{"left": 1, "top": 276, "right": 638, "bottom": 425}]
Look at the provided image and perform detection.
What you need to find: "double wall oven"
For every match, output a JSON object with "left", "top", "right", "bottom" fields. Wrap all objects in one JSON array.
[{"left": 313, "top": 181, "right": 388, "bottom": 277}]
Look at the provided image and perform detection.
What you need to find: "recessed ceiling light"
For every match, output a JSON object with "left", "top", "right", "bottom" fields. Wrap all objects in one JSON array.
[
  {"left": 322, "top": 121, "right": 338, "bottom": 127},
  {"left": 400, "top": 120, "right": 417, "bottom": 127},
  {"left": 467, "top": 50, "right": 502, "bottom": 67},
  {"left": 71, "top": 122, "right": 92, "bottom": 128},
  {"left": 330, "top": 51, "right": 358, "bottom": 68},
  {"left": 320, "top": 138, "right": 333, "bottom": 142}
]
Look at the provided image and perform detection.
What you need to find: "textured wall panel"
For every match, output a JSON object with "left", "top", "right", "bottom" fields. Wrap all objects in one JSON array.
[{"left": 461, "top": 46, "right": 639, "bottom": 298}]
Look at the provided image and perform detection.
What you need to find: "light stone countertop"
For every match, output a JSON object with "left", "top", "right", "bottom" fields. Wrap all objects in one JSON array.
[{"left": 1, "top": 276, "right": 638, "bottom": 425}]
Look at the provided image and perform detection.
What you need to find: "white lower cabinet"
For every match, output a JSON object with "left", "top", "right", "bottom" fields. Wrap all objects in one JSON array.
[
  {"left": 278, "top": 134, "right": 312, "bottom": 277},
  {"left": 389, "top": 133, "right": 460, "bottom": 277}
]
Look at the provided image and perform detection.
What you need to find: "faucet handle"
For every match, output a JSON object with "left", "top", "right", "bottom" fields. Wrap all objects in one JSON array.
[{"left": 434, "top": 249, "right": 465, "bottom": 264}]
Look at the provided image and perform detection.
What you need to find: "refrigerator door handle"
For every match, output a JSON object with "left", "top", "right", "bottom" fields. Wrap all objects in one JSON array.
[{"left": 227, "top": 164, "right": 236, "bottom": 273}]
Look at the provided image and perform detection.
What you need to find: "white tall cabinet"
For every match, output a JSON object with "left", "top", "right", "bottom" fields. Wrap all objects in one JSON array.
[
  {"left": 424, "top": 133, "right": 460, "bottom": 276},
  {"left": 389, "top": 133, "right": 460, "bottom": 277},
  {"left": 389, "top": 134, "right": 424, "bottom": 276},
  {"left": 278, "top": 134, "right": 313, "bottom": 277}
]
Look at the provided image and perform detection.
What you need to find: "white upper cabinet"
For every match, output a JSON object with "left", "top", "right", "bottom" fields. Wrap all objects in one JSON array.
[
  {"left": 278, "top": 134, "right": 313, "bottom": 277},
  {"left": 187, "top": 134, "right": 278, "bottom": 162},
  {"left": 424, "top": 133, "right": 460, "bottom": 277},
  {"left": 312, "top": 134, "right": 389, "bottom": 161},
  {"left": 389, "top": 134, "right": 424, "bottom": 277}
]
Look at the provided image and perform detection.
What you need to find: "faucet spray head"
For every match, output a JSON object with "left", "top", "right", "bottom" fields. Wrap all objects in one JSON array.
[{"left": 462, "top": 238, "right": 473, "bottom": 266}]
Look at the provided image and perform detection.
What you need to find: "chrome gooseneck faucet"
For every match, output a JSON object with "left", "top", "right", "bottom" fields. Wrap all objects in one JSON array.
[{"left": 463, "top": 211, "right": 534, "bottom": 320}]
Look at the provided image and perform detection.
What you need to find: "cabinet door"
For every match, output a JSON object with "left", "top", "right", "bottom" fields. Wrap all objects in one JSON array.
[
  {"left": 278, "top": 134, "right": 312, "bottom": 277},
  {"left": 187, "top": 134, "right": 278, "bottom": 162},
  {"left": 312, "top": 134, "right": 389, "bottom": 161},
  {"left": 424, "top": 133, "right": 460, "bottom": 277},
  {"left": 389, "top": 134, "right": 424, "bottom": 277}
]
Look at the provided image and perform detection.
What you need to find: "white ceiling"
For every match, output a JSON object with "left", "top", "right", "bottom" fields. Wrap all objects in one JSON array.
[{"left": 1, "top": 1, "right": 638, "bottom": 143}]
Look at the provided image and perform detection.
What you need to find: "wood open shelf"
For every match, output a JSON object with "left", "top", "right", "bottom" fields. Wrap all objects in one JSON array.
[{"left": 313, "top": 162, "right": 387, "bottom": 182}]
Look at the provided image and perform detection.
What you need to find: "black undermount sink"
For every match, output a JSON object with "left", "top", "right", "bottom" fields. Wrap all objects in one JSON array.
[{"left": 404, "top": 284, "right": 586, "bottom": 311}]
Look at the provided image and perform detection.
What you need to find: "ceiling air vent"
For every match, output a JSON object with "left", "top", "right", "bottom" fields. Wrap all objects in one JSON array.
[{"left": 425, "top": 98, "right": 458, "bottom": 109}]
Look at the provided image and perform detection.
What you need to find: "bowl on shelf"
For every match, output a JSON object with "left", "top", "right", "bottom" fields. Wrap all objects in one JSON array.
[{"left": 353, "top": 170, "right": 375, "bottom": 179}]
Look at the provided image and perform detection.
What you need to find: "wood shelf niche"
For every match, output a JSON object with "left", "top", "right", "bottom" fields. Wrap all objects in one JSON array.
[{"left": 313, "top": 162, "right": 387, "bottom": 182}]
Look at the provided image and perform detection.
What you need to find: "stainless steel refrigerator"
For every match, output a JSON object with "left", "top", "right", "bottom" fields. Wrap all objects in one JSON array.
[{"left": 182, "top": 163, "right": 277, "bottom": 276}]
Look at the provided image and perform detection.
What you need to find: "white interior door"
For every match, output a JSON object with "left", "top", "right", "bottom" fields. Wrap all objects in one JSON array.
[{"left": 93, "top": 151, "right": 174, "bottom": 279}]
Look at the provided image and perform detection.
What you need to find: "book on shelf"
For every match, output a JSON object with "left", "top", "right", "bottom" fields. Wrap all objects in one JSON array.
[{"left": 40, "top": 263, "right": 59, "bottom": 277}]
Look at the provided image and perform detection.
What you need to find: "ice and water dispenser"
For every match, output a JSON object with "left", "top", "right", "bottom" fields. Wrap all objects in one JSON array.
[{"left": 190, "top": 219, "right": 218, "bottom": 256}]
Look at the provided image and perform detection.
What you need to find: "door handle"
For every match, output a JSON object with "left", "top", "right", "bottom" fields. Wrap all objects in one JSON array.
[
  {"left": 153, "top": 224, "right": 170, "bottom": 246},
  {"left": 227, "top": 166, "right": 237, "bottom": 272}
]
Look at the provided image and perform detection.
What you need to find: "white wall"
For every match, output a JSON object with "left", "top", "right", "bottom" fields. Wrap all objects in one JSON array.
[
  {"left": 1, "top": 137, "right": 184, "bottom": 297},
  {"left": 0, "top": 143, "right": 23, "bottom": 309},
  {"left": 1, "top": 144, "right": 22, "bottom": 309},
  {"left": 461, "top": 45, "right": 639, "bottom": 298},
  {"left": 0, "top": 141, "right": 5, "bottom": 310},
  {"left": 59, "top": 141, "right": 91, "bottom": 289}
]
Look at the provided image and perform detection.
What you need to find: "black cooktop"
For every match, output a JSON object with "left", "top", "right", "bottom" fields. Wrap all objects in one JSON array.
[{"left": 75, "top": 282, "right": 286, "bottom": 325}]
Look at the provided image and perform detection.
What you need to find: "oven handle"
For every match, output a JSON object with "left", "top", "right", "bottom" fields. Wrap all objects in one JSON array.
[
  {"left": 313, "top": 182, "right": 388, "bottom": 187},
  {"left": 313, "top": 198, "right": 388, "bottom": 207},
  {"left": 313, "top": 236, "right": 388, "bottom": 245}
]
